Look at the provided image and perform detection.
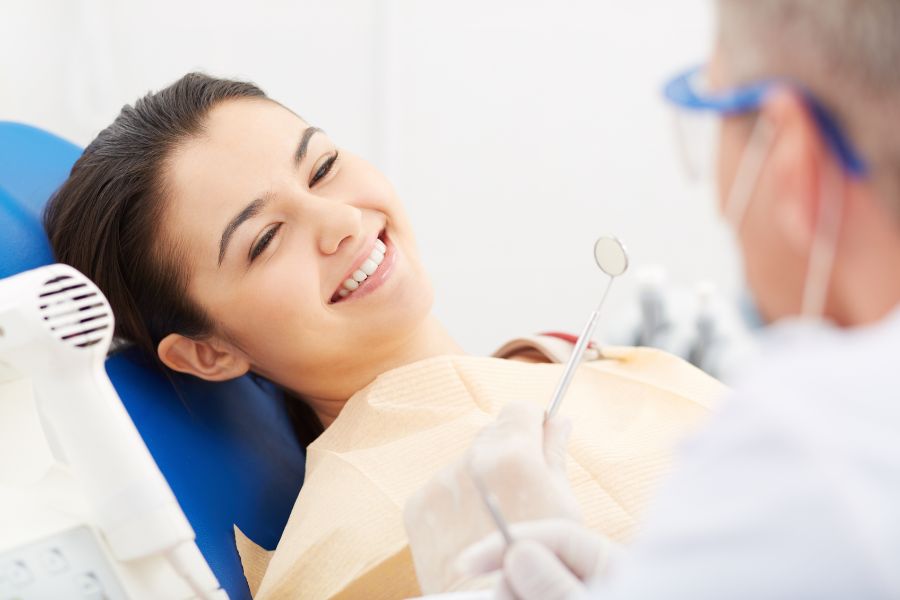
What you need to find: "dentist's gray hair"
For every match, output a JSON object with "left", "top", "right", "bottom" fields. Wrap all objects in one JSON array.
[{"left": 717, "top": 0, "right": 900, "bottom": 219}]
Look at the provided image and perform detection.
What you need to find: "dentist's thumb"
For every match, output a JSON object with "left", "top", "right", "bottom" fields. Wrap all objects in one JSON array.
[{"left": 502, "top": 540, "right": 589, "bottom": 600}]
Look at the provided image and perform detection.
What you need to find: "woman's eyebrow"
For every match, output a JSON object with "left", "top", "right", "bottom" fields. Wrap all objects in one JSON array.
[
  {"left": 217, "top": 126, "right": 323, "bottom": 267},
  {"left": 218, "top": 195, "right": 270, "bottom": 266},
  {"left": 295, "top": 126, "right": 323, "bottom": 166}
]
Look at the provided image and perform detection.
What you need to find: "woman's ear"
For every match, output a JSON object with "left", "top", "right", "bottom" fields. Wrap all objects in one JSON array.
[{"left": 157, "top": 333, "right": 250, "bottom": 381}]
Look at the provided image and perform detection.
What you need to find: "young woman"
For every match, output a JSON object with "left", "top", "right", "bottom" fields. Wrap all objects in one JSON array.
[
  {"left": 45, "top": 74, "right": 723, "bottom": 598},
  {"left": 45, "top": 74, "right": 462, "bottom": 441}
]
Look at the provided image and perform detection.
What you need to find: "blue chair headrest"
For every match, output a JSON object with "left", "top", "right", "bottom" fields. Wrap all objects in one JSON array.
[
  {"left": 106, "top": 351, "right": 306, "bottom": 599},
  {"left": 0, "top": 121, "right": 82, "bottom": 218},
  {"left": 0, "top": 186, "right": 54, "bottom": 279},
  {"left": 0, "top": 121, "right": 306, "bottom": 599}
]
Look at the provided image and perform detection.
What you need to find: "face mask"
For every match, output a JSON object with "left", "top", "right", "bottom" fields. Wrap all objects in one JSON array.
[
  {"left": 723, "top": 117, "right": 844, "bottom": 327},
  {"left": 723, "top": 118, "right": 776, "bottom": 330},
  {"left": 737, "top": 288, "right": 766, "bottom": 331}
]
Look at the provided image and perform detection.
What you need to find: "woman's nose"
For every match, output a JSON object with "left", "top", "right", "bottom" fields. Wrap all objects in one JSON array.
[{"left": 308, "top": 198, "right": 364, "bottom": 255}]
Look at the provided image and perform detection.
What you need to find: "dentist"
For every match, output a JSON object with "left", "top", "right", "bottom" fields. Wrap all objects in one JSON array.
[{"left": 404, "top": 0, "right": 900, "bottom": 598}]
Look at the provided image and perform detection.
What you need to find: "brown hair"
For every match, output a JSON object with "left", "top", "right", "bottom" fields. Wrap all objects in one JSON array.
[{"left": 43, "top": 72, "right": 323, "bottom": 443}]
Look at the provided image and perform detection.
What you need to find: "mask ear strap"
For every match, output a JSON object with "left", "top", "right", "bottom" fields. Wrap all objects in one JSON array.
[
  {"left": 725, "top": 117, "right": 777, "bottom": 231},
  {"left": 801, "top": 160, "right": 845, "bottom": 318}
]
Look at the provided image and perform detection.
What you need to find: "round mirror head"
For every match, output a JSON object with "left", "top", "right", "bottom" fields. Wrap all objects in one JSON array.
[{"left": 593, "top": 236, "right": 629, "bottom": 277}]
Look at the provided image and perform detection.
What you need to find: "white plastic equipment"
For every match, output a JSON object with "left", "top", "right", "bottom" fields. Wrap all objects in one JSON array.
[{"left": 0, "top": 264, "right": 225, "bottom": 599}]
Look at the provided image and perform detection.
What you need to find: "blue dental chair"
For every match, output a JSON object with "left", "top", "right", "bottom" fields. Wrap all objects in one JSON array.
[{"left": 0, "top": 121, "right": 307, "bottom": 599}]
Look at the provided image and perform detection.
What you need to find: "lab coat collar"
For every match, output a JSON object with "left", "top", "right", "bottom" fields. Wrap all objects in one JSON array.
[
  {"left": 725, "top": 301, "right": 900, "bottom": 389},
  {"left": 758, "top": 301, "right": 900, "bottom": 350}
]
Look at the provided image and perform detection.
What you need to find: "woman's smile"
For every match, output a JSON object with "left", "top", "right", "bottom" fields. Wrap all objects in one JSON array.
[{"left": 330, "top": 229, "right": 397, "bottom": 305}]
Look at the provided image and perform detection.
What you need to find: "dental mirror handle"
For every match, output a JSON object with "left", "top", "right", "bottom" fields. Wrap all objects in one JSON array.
[
  {"left": 545, "top": 278, "right": 615, "bottom": 420},
  {"left": 469, "top": 463, "right": 515, "bottom": 546},
  {"left": 544, "top": 309, "right": 600, "bottom": 420}
]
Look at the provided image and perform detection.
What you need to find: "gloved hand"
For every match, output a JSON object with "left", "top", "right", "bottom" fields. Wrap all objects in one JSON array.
[
  {"left": 404, "top": 402, "right": 583, "bottom": 594},
  {"left": 456, "top": 518, "right": 618, "bottom": 600}
]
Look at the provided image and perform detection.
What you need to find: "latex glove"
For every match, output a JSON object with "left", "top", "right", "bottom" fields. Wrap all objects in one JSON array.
[
  {"left": 404, "top": 402, "right": 582, "bottom": 594},
  {"left": 456, "top": 519, "right": 618, "bottom": 600}
]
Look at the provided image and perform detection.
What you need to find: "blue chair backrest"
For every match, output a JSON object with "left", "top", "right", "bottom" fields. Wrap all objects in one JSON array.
[{"left": 0, "top": 121, "right": 306, "bottom": 599}]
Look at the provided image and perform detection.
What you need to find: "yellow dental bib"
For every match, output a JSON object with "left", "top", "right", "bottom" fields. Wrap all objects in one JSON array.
[{"left": 247, "top": 348, "right": 725, "bottom": 599}]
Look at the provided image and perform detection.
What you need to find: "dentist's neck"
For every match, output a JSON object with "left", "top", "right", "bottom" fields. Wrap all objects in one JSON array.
[{"left": 306, "top": 316, "right": 463, "bottom": 428}]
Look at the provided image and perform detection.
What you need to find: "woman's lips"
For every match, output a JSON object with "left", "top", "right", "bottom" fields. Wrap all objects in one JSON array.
[{"left": 329, "top": 230, "right": 396, "bottom": 304}]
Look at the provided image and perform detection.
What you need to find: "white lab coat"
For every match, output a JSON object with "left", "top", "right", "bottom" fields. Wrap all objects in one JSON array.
[{"left": 594, "top": 306, "right": 900, "bottom": 599}]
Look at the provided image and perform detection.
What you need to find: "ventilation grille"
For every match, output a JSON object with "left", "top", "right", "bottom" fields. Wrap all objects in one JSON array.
[{"left": 38, "top": 274, "right": 112, "bottom": 349}]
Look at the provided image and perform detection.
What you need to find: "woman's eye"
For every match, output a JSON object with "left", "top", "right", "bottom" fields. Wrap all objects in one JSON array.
[
  {"left": 310, "top": 151, "right": 339, "bottom": 186},
  {"left": 249, "top": 223, "right": 282, "bottom": 263}
]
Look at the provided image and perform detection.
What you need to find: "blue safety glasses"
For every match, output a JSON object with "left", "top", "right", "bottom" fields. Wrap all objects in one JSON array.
[{"left": 662, "top": 65, "right": 868, "bottom": 179}]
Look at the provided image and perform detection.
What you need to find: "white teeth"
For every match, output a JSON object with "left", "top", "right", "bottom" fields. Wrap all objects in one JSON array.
[
  {"left": 336, "top": 238, "right": 389, "bottom": 300},
  {"left": 360, "top": 259, "right": 378, "bottom": 276}
]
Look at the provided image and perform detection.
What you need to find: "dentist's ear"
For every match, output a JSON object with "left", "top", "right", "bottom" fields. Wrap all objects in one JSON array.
[
  {"left": 157, "top": 333, "right": 250, "bottom": 381},
  {"left": 761, "top": 89, "right": 826, "bottom": 253}
]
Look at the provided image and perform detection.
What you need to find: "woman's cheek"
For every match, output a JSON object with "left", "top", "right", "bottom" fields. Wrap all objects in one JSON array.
[{"left": 264, "top": 274, "right": 316, "bottom": 318}]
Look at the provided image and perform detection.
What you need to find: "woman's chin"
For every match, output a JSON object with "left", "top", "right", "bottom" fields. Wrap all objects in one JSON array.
[{"left": 371, "top": 277, "right": 435, "bottom": 343}]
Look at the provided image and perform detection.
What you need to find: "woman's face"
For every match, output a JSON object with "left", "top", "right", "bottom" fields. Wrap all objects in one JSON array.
[{"left": 160, "top": 98, "right": 434, "bottom": 401}]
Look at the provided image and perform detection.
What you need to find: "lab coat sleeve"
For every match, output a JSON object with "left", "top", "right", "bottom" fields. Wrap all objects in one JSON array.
[{"left": 592, "top": 389, "right": 890, "bottom": 600}]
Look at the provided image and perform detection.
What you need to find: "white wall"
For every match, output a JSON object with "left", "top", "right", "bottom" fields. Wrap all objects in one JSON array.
[
  {"left": 1, "top": 0, "right": 739, "bottom": 355},
  {"left": 0, "top": 0, "right": 381, "bottom": 159}
]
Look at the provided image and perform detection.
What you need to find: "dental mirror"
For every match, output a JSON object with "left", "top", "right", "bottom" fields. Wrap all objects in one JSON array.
[
  {"left": 594, "top": 236, "right": 629, "bottom": 277},
  {"left": 545, "top": 236, "right": 629, "bottom": 420}
]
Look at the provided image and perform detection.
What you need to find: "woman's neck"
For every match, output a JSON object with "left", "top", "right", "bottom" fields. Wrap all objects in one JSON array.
[{"left": 307, "top": 316, "right": 463, "bottom": 428}]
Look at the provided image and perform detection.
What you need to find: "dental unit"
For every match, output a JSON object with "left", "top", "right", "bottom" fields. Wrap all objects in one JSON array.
[{"left": 0, "top": 264, "right": 224, "bottom": 599}]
